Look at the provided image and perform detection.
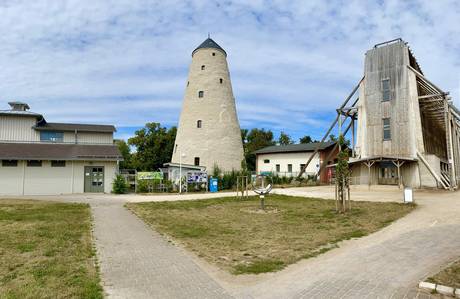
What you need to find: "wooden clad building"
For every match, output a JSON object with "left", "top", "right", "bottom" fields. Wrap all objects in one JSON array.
[{"left": 349, "top": 39, "right": 460, "bottom": 189}]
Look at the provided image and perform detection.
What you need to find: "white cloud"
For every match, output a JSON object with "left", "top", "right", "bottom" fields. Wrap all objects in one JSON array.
[{"left": 0, "top": 0, "right": 459, "bottom": 141}]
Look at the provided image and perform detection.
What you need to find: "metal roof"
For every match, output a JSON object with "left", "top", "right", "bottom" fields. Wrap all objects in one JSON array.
[
  {"left": 0, "top": 110, "right": 43, "bottom": 117},
  {"left": 192, "top": 38, "right": 227, "bottom": 57},
  {"left": 0, "top": 142, "right": 122, "bottom": 161},
  {"left": 253, "top": 141, "right": 336, "bottom": 155},
  {"left": 34, "top": 122, "right": 116, "bottom": 133}
]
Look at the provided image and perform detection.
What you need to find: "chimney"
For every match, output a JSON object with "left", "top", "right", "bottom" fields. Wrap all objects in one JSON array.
[{"left": 8, "top": 101, "right": 30, "bottom": 111}]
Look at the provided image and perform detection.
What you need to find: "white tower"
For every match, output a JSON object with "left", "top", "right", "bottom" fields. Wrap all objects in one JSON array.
[{"left": 171, "top": 38, "right": 245, "bottom": 171}]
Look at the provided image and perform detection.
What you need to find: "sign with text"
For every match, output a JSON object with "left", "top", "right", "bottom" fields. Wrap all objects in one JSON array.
[
  {"left": 137, "top": 172, "right": 163, "bottom": 180},
  {"left": 187, "top": 171, "right": 208, "bottom": 183}
]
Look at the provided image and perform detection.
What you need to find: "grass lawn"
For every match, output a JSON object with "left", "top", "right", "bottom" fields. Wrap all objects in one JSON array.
[
  {"left": 428, "top": 259, "right": 460, "bottom": 288},
  {"left": 127, "top": 194, "right": 415, "bottom": 275},
  {"left": 0, "top": 200, "right": 103, "bottom": 299}
]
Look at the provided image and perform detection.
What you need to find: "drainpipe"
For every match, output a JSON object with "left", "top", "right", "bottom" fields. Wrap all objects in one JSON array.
[{"left": 22, "top": 160, "right": 26, "bottom": 195}]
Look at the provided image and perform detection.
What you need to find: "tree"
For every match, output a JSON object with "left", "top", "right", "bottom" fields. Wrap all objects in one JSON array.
[
  {"left": 329, "top": 134, "right": 337, "bottom": 142},
  {"left": 299, "top": 135, "right": 312, "bottom": 144},
  {"left": 335, "top": 134, "right": 350, "bottom": 213},
  {"left": 128, "top": 123, "right": 177, "bottom": 171},
  {"left": 115, "top": 139, "right": 134, "bottom": 169},
  {"left": 278, "top": 131, "right": 293, "bottom": 145},
  {"left": 244, "top": 128, "right": 276, "bottom": 171}
]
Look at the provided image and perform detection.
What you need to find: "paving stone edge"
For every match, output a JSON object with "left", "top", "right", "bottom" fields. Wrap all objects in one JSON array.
[{"left": 419, "top": 281, "right": 459, "bottom": 298}]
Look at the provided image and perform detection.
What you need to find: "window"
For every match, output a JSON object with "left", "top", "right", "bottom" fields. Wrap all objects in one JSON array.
[
  {"left": 197, "top": 120, "right": 202, "bottom": 128},
  {"left": 264, "top": 159, "right": 270, "bottom": 164},
  {"left": 201, "top": 65, "right": 205, "bottom": 70},
  {"left": 194, "top": 157, "right": 200, "bottom": 166},
  {"left": 276, "top": 164, "right": 280, "bottom": 172},
  {"left": 51, "top": 160, "right": 66, "bottom": 167},
  {"left": 40, "top": 131, "right": 63, "bottom": 142},
  {"left": 300, "top": 164, "right": 306, "bottom": 171},
  {"left": 383, "top": 118, "right": 391, "bottom": 140},
  {"left": 198, "top": 91, "right": 204, "bottom": 98},
  {"left": 27, "top": 160, "right": 42, "bottom": 167},
  {"left": 212, "top": 52, "right": 216, "bottom": 56},
  {"left": 2, "top": 160, "right": 17, "bottom": 167},
  {"left": 219, "top": 78, "right": 223, "bottom": 84},
  {"left": 382, "top": 78, "right": 390, "bottom": 102},
  {"left": 287, "top": 164, "right": 293, "bottom": 172},
  {"left": 187, "top": 81, "right": 189, "bottom": 86}
]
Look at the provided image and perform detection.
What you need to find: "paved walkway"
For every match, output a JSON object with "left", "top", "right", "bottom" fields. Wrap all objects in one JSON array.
[
  {"left": 3, "top": 186, "right": 458, "bottom": 298},
  {"left": 91, "top": 200, "right": 231, "bottom": 299}
]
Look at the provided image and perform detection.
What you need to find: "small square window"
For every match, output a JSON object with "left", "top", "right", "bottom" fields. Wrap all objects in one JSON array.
[
  {"left": 201, "top": 65, "right": 205, "bottom": 70},
  {"left": 219, "top": 78, "right": 223, "bottom": 84},
  {"left": 51, "top": 160, "right": 66, "bottom": 167},
  {"left": 275, "top": 164, "right": 280, "bottom": 172},
  {"left": 264, "top": 159, "right": 270, "bottom": 164},
  {"left": 194, "top": 157, "right": 200, "bottom": 166},
  {"left": 287, "top": 164, "right": 293, "bottom": 172},
  {"left": 300, "top": 164, "right": 306, "bottom": 171},
  {"left": 198, "top": 91, "right": 204, "bottom": 98},
  {"left": 197, "top": 120, "right": 202, "bottom": 128},
  {"left": 2, "top": 160, "right": 17, "bottom": 167},
  {"left": 212, "top": 52, "right": 216, "bottom": 56},
  {"left": 27, "top": 160, "right": 42, "bottom": 167}
]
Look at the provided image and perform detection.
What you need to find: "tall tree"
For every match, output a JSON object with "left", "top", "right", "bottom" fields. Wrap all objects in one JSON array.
[
  {"left": 278, "top": 131, "right": 293, "bottom": 145},
  {"left": 244, "top": 128, "right": 276, "bottom": 171},
  {"left": 128, "top": 123, "right": 177, "bottom": 171},
  {"left": 299, "top": 135, "right": 312, "bottom": 144},
  {"left": 115, "top": 139, "right": 134, "bottom": 169}
]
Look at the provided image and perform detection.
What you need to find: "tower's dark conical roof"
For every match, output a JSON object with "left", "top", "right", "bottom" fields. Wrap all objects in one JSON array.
[{"left": 192, "top": 38, "right": 227, "bottom": 57}]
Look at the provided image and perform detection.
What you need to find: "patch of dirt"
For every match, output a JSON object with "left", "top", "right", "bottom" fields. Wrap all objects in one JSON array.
[{"left": 240, "top": 206, "right": 280, "bottom": 214}]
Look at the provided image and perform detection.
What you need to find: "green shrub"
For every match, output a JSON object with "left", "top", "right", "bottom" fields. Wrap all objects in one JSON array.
[
  {"left": 112, "top": 175, "right": 128, "bottom": 194},
  {"left": 136, "top": 179, "right": 151, "bottom": 193}
]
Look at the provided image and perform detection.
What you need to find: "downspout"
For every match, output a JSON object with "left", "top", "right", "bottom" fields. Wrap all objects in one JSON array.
[{"left": 22, "top": 160, "right": 26, "bottom": 195}]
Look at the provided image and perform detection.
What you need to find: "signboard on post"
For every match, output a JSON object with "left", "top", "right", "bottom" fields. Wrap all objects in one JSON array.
[
  {"left": 137, "top": 172, "right": 163, "bottom": 180},
  {"left": 186, "top": 171, "right": 208, "bottom": 183}
]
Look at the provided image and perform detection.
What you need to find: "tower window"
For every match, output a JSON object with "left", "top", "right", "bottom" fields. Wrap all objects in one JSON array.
[
  {"left": 383, "top": 118, "right": 391, "bottom": 140},
  {"left": 198, "top": 91, "right": 204, "bottom": 98},
  {"left": 194, "top": 157, "right": 200, "bottom": 166},
  {"left": 219, "top": 78, "right": 223, "bottom": 84},
  {"left": 212, "top": 52, "right": 216, "bottom": 56},
  {"left": 264, "top": 159, "right": 270, "bottom": 164},
  {"left": 201, "top": 65, "right": 205, "bottom": 70},
  {"left": 382, "top": 78, "right": 390, "bottom": 102},
  {"left": 197, "top": 120, "right": 202, "bottom": 128},
  {"left": 187, "top": 81, "right": 189, "bottom": 86}
]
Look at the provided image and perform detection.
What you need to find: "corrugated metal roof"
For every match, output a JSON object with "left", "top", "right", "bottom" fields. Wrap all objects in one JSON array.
[
  {"left": 0, "top": 110, "right": 43, "bottom": 118},
  {"left": 34, "top": 122, "right": 116, "bottom": 133},
  {"left": 253, "top": 141, "right": 336, "bottom": 155},
  {"left": 192, "top": 38, "right": 227, "bottom": 57},
  {"left": 0, "top": 142, "right": 122, "bottom": 161}
]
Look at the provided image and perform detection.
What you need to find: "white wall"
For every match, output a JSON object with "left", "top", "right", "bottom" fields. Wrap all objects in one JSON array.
[
  {"left": 256, "top": 152, "right": 320, "bottom": 175},
  {"left": 0, "top": 116, "right": 39, "bottom": 142},
  {"left": 0, "top": 116, "right": 113, "bottom": 144},
  {"left": 0, "top": 160, "right": 118, "bottom": 195}
]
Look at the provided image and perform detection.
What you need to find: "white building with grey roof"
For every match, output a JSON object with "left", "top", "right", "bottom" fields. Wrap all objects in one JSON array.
[{"left": 0, "top": 102, "right": 122, "bottom": 195}]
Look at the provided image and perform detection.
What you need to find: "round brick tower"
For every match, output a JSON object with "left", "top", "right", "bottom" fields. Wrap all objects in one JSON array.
[{"left": 171, "top": 38, "right": 244, "bottom": 172}]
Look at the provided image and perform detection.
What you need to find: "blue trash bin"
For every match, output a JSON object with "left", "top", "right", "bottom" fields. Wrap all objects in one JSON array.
[{"left": 209, "top": 178, "right": 218, "bottom": 193}]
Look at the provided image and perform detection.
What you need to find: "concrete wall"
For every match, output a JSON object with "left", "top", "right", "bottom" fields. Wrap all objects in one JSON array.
[
  {"left": 171, "top": 45, "right": 244, "bottom": 171},
  {"left": 0, "top": 160, "right": 117, "bottom": 195}
]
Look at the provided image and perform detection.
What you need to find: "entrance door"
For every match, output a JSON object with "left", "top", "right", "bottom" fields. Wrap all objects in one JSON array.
[
  {"left": 378, "top": 166, "right": 398, "bottom": 185},
  {"left": 84, "top": 166, "right": 104, "bottom": 192}
]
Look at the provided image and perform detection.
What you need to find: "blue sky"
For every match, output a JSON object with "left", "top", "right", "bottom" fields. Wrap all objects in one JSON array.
[{"left": 0, "top": 0, "right": 459, "bottom": 143}]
